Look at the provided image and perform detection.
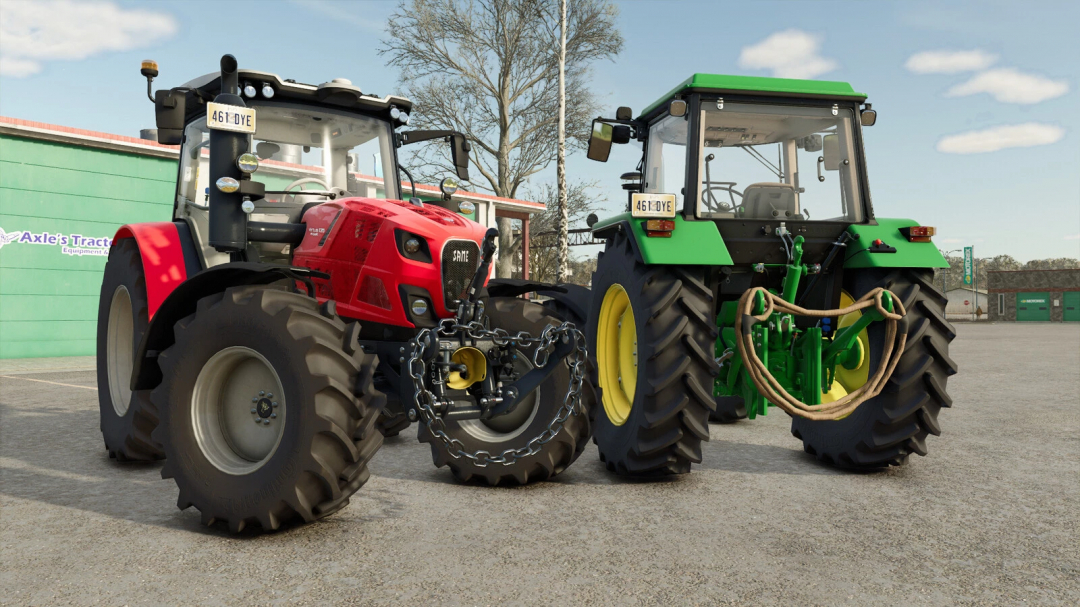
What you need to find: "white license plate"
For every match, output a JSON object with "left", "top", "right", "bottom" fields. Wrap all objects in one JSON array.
[
  {"left": 631, "top": 193, "right": 677, "bottom": 218},
  {"left": 207, "top": 102, "right": 257, "bottom": 134}
]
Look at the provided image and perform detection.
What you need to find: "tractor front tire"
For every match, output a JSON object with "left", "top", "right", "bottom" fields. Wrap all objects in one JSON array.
[
  {"left": 151, "top": 286, "right": 384, "bottom": 532},
  {"left": 96, "top": 238, "right": 163, "bottom": 462},
  {"left": 587, "top": 231, "right": 718, "bottom": 476},
  {"left": 418, "top": 297, "right": 594, "bottom": 485},
  {"left": 791, "top": 268, "right": 957, "bottom": 469}
]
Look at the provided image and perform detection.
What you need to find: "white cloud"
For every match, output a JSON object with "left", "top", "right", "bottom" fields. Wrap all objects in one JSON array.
[
  {"left": 1065, "top": 234, "right": 1080, "bottom": 241},
  {"left": 905, "top": 49, "right": 997, "bottom": 74},
  {"left": 737, "top": 29, "right": 837, "bottom": 79},
  {"left": 946, "top": 68, "right": 1068, "bottom": 104},
  {"left": 0, "top": 0, "right": 177, "bottom": 78},
  {"left": 290, "top": 0, "right": 383, "bottom": 31},
  {"left": 936, "top": 123, "right": 1064, "bottom": 154}
]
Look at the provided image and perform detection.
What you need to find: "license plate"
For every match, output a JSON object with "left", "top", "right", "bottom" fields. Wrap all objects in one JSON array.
[
  {"left": 631, "top": 193, "right": 677, "bottom": 218},
  {"left": 207, "top": 102, "right": 256, "bottom": 134}
]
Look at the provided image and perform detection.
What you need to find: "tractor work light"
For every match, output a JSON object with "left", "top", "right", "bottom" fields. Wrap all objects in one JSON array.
[
  {"left": 899, "top": 225, "right": 936, "bottom": 243},
  {"left": 261, "top": 84, "right": 275, "bottom": 98},
  {"left": 440, "top": 177, "right": 458, "bottom": 198},
  {"left": 243, "top": 83, "right": 257, "bottom": 98},
  {"left": 236, "top": 153, "right": 259, "bottom": 174},
  {"left": 215, "top": 177, "right": 240, "bottom": 193},
  {"left": 644, "top": 219, "right": 675, "bottom": 238},
  {"left": 458, "top": 200, "right": 475, "bottom": 215},
  {"left": 411, "top": 298, "right": 429, "bottom": 316}
]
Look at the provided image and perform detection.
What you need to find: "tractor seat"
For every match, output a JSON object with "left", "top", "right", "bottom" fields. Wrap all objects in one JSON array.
[{"left": 740, "top": 183, "right": 798, "bottom": 220}]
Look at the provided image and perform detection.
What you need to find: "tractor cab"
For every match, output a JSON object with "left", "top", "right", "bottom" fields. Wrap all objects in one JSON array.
[
  {"left": 587, "top": 74, "right": 880, "bottom": 266},
  {"left": 146, "top": 58, "right": 470, "bottom": 268}
]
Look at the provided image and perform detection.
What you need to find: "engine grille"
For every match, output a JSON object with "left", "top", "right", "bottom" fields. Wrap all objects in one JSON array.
[{"left": 441, "top": 239, "right": 481, "bottom": 307}]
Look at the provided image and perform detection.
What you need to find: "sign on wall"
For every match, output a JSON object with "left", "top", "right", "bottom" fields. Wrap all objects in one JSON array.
[{"left": 0, "top": 226, "right": 113, "bottom": 257}]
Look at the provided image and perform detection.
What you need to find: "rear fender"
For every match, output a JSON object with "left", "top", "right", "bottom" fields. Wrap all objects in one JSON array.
[
  {"left": 112, "top": 222, "right": 202, "bottom": 318},
  {"left": 591, "top": 212, "right": 733, "bottom": 266},
  {"left": 843, "top": 218, "right": 949, "bottom": 269},
  {"left": 130, "top": 263, "right": 327, "bottom": 391}
]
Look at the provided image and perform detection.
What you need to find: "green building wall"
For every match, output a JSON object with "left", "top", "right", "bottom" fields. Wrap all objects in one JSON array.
[{"left": 0, "top": 134, "right": 177, "bottom": 358}]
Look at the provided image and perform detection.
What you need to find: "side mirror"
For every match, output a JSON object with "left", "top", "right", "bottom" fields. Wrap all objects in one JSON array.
[
  {"left": 154, "top": 89, "right": 186, "bottom": 145},
  {"left": 822, "top": 134, "right": 841, "bottom": 171},
  {"left": 450, "top": 134, "right": 470, "bottom": 181},
  {"left": 615, "top": 107, "right": 633, "bottom": 121},
  {"left": 586, "top": 120, "right": 613, "bottom": 162},
  {"left": 861, "top": 109, "right": 877, "bottom": 127}
]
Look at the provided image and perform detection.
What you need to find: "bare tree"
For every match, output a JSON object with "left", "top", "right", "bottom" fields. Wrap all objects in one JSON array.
[
  {"left": 379, "top": 0, "right": 622, "bottom": 277},
  {"left": 524, "top": 180, "right": 602, "bottom": 283}
]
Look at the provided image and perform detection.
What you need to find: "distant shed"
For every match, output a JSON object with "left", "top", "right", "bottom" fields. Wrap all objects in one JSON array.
[{"left": 987, "top": 269, "right": 1080, "bottom": 322}]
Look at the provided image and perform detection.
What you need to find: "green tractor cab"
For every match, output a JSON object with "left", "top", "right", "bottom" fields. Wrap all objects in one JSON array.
[{"left": 584, "top": 74, "right": 956, "bottom": 475}]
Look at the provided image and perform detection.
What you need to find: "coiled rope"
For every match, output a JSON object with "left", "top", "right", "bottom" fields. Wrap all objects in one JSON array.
[{"left": 735, "top": 286, "right": 907, "bottom": 421}]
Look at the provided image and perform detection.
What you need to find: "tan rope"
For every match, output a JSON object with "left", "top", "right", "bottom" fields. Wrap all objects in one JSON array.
[{"left": 734, "top": 286, "right": 907, "bottom": 421}]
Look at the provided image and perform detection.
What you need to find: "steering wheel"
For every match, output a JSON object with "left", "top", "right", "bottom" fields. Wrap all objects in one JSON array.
[
  {"left": 702, "top": 181, "right": 743, "bottom": 213},
  {"left": 282, "top": 177, "right": 332, "bottom": 205}
]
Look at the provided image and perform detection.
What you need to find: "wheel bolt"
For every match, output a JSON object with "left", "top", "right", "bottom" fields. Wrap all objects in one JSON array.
[
  {"left": 270, "top": 413, "right": 277, "bottom": 419},
  {"left": 262, "top": 419, "right": 270, "bottom": 425},
  {"left": 254, "top": 418, "right": 262, "bottom": 424},
  {"left": 272, "top": 402, "right": 278, "bottom": 408},
  {"left": 252, "top": 397, "right": 258, "bottom": 403},
  {"left": 259, "top": 391, "right": 265, "bottom": 396},
  {"left": 251, "top": 408, "right": 257, "bottom": 414},
  {"left": 267, "top": 393, "right": 273, "bottom": 398}
]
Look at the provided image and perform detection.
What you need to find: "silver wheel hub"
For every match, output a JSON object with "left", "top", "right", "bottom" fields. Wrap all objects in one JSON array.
[
  {"left": 106, "top": 285, "right": 134, "bottom": 417},
  {"left": 457, "top": 352, "right": 540, "bottom": 443},
  {"left": 192, "top": 347, "right": 286, "bottom": 475}
]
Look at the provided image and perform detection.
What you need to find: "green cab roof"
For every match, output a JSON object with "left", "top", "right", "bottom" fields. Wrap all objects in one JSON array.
[{"left": 640, "top": 73, "right": 867, "bottom": 118}]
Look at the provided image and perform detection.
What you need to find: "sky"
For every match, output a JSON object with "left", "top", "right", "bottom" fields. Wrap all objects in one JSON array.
[{"left": 1, "top": 0, "right": 1077, "bottom": 262}]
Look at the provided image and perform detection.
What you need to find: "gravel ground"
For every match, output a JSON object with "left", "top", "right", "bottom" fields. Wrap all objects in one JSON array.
[{"left": 1, "top": 323, "right": 1077, "bottom": 606}]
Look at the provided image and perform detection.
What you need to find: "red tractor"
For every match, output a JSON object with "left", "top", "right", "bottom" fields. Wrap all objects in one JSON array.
[{"left": 98, "top": 55, "right": 592, "bottom": 532}]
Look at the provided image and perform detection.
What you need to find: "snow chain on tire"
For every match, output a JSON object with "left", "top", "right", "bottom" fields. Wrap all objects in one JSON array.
[{"left": 406, "top": 318, "right": 587, "bottom": 467}]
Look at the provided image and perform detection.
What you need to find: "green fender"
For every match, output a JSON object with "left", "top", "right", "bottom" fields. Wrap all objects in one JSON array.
[
  {"left": 844, "top": 218, "right": 949, "bottom": 269},
  {"left": 591, "top": 212, "right": 734, "bottom": 266}
]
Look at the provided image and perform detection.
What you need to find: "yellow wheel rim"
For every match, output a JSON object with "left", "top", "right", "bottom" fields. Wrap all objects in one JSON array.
[
  {"left": 823, "top": 291, "right": 871, "bottom": 410},
  {"left": 597, "top": 284, "right": 637, "bottom": 426}
]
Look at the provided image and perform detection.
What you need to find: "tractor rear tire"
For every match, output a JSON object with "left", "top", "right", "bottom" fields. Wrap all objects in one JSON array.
[
  {"left": 710, "top": 395, "right": 748, "bottom": 424},
  {"left": 151, "top": 286, "right": 385, "bottom": 532},
  {"left": 790, "top": 268, "right": 957, "bottom": 469},
  {"left": 587, "top": 231, "right": 718, "bottom": 476},
  {"left": 96, "top": 238, "right": 163, "bottom": 462},
  {"left": 417, "top": 297, "right": 593, "bottom": 485}
]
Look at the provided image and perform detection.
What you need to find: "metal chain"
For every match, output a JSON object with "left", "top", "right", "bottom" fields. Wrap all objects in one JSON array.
[{"left": 406, "top": 317, "right": 587, "bottom": 467}]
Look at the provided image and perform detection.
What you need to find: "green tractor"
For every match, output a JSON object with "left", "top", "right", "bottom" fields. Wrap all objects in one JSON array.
[{"left": 584, "top": 74, "right": 956, "bottom": 475}]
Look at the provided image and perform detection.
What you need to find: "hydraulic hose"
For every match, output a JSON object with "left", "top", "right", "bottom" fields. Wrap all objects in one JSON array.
[{"left": 736, "top": 286, "right": 907, "bottom": 421}]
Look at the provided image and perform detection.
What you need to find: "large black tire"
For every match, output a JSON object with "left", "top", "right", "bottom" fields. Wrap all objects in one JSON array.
[
  {"left": 710, "top": 395, "right": 748, "bottom": 424},
  {"left": 376, "top": 397, "right": 412, "bottom": 438},
  {"left": 418, "top": 297, "right": 594, "bottom": 485},
  {"left": 152, "top": 286, "right": 385, "bottom": 532},
  {"left": 587, "top": 231, "right": 718, "bottom": 476},
  {"left": 96, "top": 238, "right": 163, "bottom": 462},
  {"left": 791, "top": 268, "right": 958, "bottom": 469}
]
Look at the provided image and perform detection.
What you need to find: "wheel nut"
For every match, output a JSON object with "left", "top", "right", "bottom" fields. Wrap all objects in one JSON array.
[
  {"left": 270, "top": 413, "right": 277, "bottom": 419},
  {"left": 251, "top": 408, "right": 257, "bottom": 414},
  {"left": 408, "top": 409, "right": 418, "bottom": 421},
  {"left": 259, "top": 391, "right": 265, "bottom": 396},
  {"left": 272, "top": 402, "right": 278, "bottom": 408},
  {"left": 254, "top": 418, "right": 262, "bottom": 424},
  {"left": 267, "top": 393, "right": 273, "bottom": 398},
  {"left": 262, "top": 419, "right": 270, "bottom": 425},
  {"left": 252, "top": 397, "right": 258, "bottom": 403}
]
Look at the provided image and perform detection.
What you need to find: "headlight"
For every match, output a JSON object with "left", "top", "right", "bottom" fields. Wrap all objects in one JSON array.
[
  {"left": 261, "top": 84, "right": 275, "bottom": 98},
  {"left": 410, "top": 299, "right": 429, "bottom": 316},
  {"left": 457, "top": 201, "right": 475, "bottom": 215},
  {"left": 404, "top": 238, "right": 421, "bottom": 254},
  {"left": 236, "top": 153, "right": 259, "bottom": 174},
  {"left": 243, "top": 83, "right": 256, "bottom": 98}
]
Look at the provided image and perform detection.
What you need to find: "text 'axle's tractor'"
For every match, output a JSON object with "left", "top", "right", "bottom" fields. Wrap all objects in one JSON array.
[
  {"left": 98, "top": 55, "right": 593, "bottom": 532},
  {"left": 583, "top": 75, "right": 957, "bottom": 475}
]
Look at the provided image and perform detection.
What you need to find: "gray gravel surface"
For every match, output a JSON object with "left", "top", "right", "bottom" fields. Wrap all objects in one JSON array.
[{"left": 1, "top": 323, "right": 1077, "bottom": 606}]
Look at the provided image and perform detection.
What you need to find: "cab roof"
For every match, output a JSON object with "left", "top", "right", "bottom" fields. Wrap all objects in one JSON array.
[{"left": 640, "top": 73, "right": 867, "bottom": 119}]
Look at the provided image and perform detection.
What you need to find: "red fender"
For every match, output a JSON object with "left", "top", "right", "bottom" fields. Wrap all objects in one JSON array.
[{"left": 113, "top": 223, "right": 188, "bottom": 319}]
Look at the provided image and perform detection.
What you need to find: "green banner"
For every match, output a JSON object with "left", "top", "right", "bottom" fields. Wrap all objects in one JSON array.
[{"left": 963, "top": 246, "right": 973, "bottom": 286}]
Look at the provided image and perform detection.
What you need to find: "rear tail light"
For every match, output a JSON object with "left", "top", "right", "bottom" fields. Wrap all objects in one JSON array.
[
  {"left": 900, "top": 226, "right": 936, "bottom": 243},
  {"left": 644, "top": 219, "right": 675, "bottom": 238}
]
